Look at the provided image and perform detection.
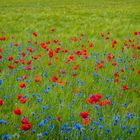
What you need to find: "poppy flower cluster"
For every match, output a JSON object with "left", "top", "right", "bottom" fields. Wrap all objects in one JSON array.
[
  {"left": 87, "top": 94, "right": 102, "bottom": 104},
  {"left": 20, "top": 118, "right": 31, "bottom": 131}
]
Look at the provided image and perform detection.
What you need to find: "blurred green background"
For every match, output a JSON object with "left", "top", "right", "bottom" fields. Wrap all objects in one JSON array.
[{"left": 0, "top": 0, "right": 140, "bottom": 38}]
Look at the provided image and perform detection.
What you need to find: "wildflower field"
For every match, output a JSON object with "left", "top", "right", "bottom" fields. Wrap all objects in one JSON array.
[{"left": 0, "top": 0, "right": 140, "bottom": 139}]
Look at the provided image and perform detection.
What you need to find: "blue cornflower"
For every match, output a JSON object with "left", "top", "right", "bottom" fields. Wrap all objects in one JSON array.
[
  {"left": 92, "top": 72, "right": 98, "bottom": 77},
  {"left": 48, "top": 124, "right": 54, "bottom": 130},
  {"left": 114, "top": 120, "right": 118, "bottom": 126},
  {"left": 68, "top": 105, "right": 72, "bottom": 109},
  {"left": 89, "top": 126, "right": 94, "bottom": 131},
  {"left": 32, "top": 130, "right": 36, "bottom": 133},
  {"left": 43, "top": 131, "right": 49, "bottom": 135},
  {"left": 61, "top": 86, "right": 64, "bottom": 89},
  {"left": 46, "top": 86, "right": 50, "bottom": 90},
  {"left": 42, "top": 106, "right": 48, "bottom": 110},
  {"left": 95, "top": 60, "right": 100, "bottom": 64},
  {"left": 25, "top": 80, "right": 30, "bottom": 82},
  {"left": 37, "top": 98, "right": 41, "bottom": 102},
  {"left": 128, "top": 129, "right": 133, "bottom": 134},
  {"left": 82, "top": 105, "right": 86, "bottom": 109},
  {"left": 43, "top": 73, "right": 48, "bottom": 77},
  {"left": 47, "top": 116, "right": 51, "bottom": 119},
  {"left": 0, "top": 79, "right": 2, "bottom": 85},
  {"left": 122, "top": 103, "right": 127, "bottom": 108},
  {"left": 0, "top": 120, "right": 8, "bottom": 124},
  {"left": 126, "top": 113, "right": 133, "bottom": 120},
  {"left": 10, "top": 42, "right": 13, "bottom": 47},
  {"left": 106, "top": 79, "right": 110, "bottom": 82},
  {"left": 97, "top": 112, "right": 100, "bottom": 115},
  {"left": 106, "top": 95, "right": 110, "bottom": 99},
  {"left": 2, "top": 134, "right": 10, "bottom": 140},
  {"left": 73, "top": 124, "right": 82, "bottom": 130},
  {"left": 98, "top": 125, "right": 103, "bottom": 129},
  {"left": 98, "top": 117, "right": 103, "bottom": 121},
  {"left": 83, "top": 137, "right": 87, "bottom": 140},
  {"left": 131, "top": 126, "right": 137, "bottom": 130},
  {"left": 129, "top": 99, "right": 133, "bottom": 103},
  {"left": 38, "top": 120, "right": 45, "bottom": 127},
  {"left": 93, "top": 122, "right": 100, "bottom": 125},
  {"left": 120, "top": 125, "right": 126, "bottom": 131},
  {"left": 31, "top": 112, "right": 35, "bottom": 116},
  {"left": 52, "top": 83, "right": 56, "bottom": 87},
  {"left": 106, "top": 128, "right": 110, "bottom": 134},
  {"left": 16, "top": 78, "right": 20, "bottom": 81},
  {"left": 72, "top": 99, "right": 76, "bottom": 103},
  {"left": 43, "top": 90, "right": 49, "bottom": 93}
]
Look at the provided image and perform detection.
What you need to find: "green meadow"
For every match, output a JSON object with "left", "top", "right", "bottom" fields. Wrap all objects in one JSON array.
[{"left": 0, "top": 0, "right": 140, "bottom": 139}]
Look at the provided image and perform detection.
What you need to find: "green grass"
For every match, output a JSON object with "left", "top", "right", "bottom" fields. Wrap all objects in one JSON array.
[
  {"left": 0, "top": 0, "right": 140, "bottom": 38},
  {"left": 0, "top": 0, "right": 140, "bottom": 139}
]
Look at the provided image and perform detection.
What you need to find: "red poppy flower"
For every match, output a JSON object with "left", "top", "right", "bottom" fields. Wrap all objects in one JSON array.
[
  {"left": 73, "top": 65, "right": 79, "bottom": 70},
  {"left": 114, "top": 78, "right": 119, "bottom": 83},
  {"left": 26, "top": 60, "right": 31, "bottom": 65},
  {"left": 120, "top": 68, "right": 124, "bottom": 72},
  {"left": 112, "top": 62, "right": 117, "bottom": 66},
  {"left": 0, "top": 36, "right": 6, "bottom": 41},
  {"left": 48, "top": 61, "right": 52, "bottom": 65},
  {"left": 46, "top": 41, "right": 50, "bottom": 45},
  {"left": 0, "top": 99, "right": 4, "bottom": 106},
  {"left": 48, "top": 49, "right": 54, "bottom": 58},
  {"left": 88, "top": 43, "right": 94, "bottom": 48},
  {"left": 50, "top": 28, "right": 55, "bottom": 33},
  {"left": 21, "top": 52, "right": 26, "bottom": 57},
  {"left": 34, "top": 77, "right": 41, "bottom": 82},
  {"left": 87, "top": 94, "right": 102, "bottom": 104},
  {"left": 99, "top": 101, "right": 104, "bottom": 106},
  {"left": 53, "top": 39, "right": 58, "bottom": 43},
  {"left": 98, "top": 63, "right": 103, "bottom": 69},
  {"left": 19, "top": 59, "right": 24, "bottom": 64},
  {"left": 111, "top": 40, "right": 117, "bottom": 48},
  {"left": 137, "top": 70, "right": 140, "bottom": 75},
  {"left": 122, "top": 85, "right": 128, "bottom": 91},
  {"left": 0, "top": 48, "right": 2, "bottom": 53},
  {"left": 55, "top": 47, "right": 61, "bottom": 53},
  {"left": 52, "top": 76, "right": 58, "bottom": 82},
  {"left": 20, "top": 98, "right": 27, "bottom": 104},
  {"left": 21, "top": 118, "right": 30, "bottom": 124},
  {"left": 134, "top": 32, "right": 138, "bottom": 36},
  {"left": 103, "top": 99, "right": 111, "bottom": 105},
  {"left": 137, "top": 46, "right": 140, "bottom": 50},
  {"left": 56, "top": 116, "right": 61, "bottom": 121},
  {"left": 19, "top": 82, "right": 26, "bottom": 88},
  {"left": 25, "top": 65, "right": 31, "bottom": 70},
  {"left": 20, "top": 123, "right": 31, "bottom": 131},
  {"left": 114, "top": 72, "right": 119, "bottom": 77},
  {"left": 80, "top": 112, "right": 89, "bottom": 119},
  {"left": 17, "top": 94, "right": 23, "bottom": 100},
  {"left": 131, "top": 67, "right": 135, "bottom": 71},
  {"left": 8, "top": 65, "right": 14, "bottom": 69},
  {"left": 14, "top": 60, "right": 19, "bottom": 64},
  {"left": 82, "top": 118, "right": 91, "bottom": 126},
  {"left": 32, "top": 32, "right": 37, "bottom": 37},
  {"left": 20, "top": 118, "right": 31, "bottom": 131},
  {"left": 8, "top": 56, "right": 13, "bottom": 61},
  {"left": 132, "top": 54, "right": 137, "bottom": 59},
  {"left": 22, "top": 76, "right": 27, "bottom": 80},
  {"left": 13, "top": 108, "right": 21, "bottom": 115}
]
